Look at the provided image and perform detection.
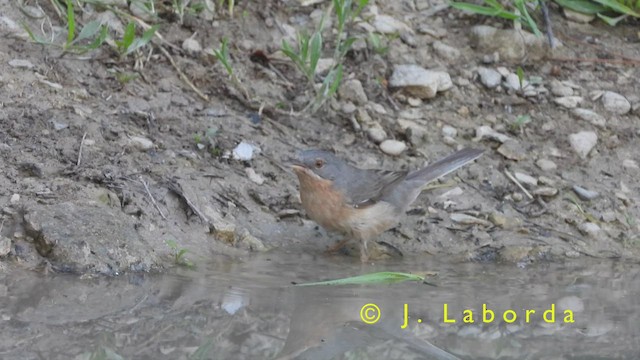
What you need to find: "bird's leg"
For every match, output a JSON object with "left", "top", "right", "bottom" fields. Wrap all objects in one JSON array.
[
  {"left": 325, "top": 237, "right": 352, "bottom": 253},
  {"left": 360, "top": 238, "right": 370, "bottom": 263}
]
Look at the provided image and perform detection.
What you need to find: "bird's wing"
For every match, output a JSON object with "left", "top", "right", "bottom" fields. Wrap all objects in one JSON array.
[{"left": 335, "top": 169, "right": 408, "bottom": 208}]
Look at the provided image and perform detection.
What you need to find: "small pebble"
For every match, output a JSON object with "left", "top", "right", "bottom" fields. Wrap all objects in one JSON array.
[
  {"left": 232, "top": 141, "right": 260, "bottom": 161},
  {"left": 10, "top": 194, "right": 20, "bottom": 204},
  {"left": 474, "top": 125, "right": 511, "bottom": 143},
  {"left": 568, "top": 131, "right": 597, "bottom": 159},
  {"left": 514, "top": 172, "right": 538, "bottom": 187},
  {"left": 182, "top": 37, "right": 202, "bottom": 56},
  {"left": 129, "top": 136, "right": 154, "bottom": 151},
  {"left": 441, "top": 125, "right": 458, "bottom": 138},
  {"left": 571, "top": 108, "right": 606, "bottom": 128},
  {"left": 504, "top": 73, "right": 528, "bottom": 91},
  {"left": 536, "top": 158, "right": 557, "bottom": 171},
  {"left": 622, "top": 159, "right": 638, "bottom": 169},
  {"left": 366, "top": 126, "right": 387, "bottom": 144},
  {"left": 379, "top": 140, "right": 407, "bottom": 156},
  {"left": 572, "top": 185, "right": 599, "bottom": 200},
  {"left": 450, "top": 213, "right": 492, "bottom": 226},
  {"left": 9, "top": 59, "right": 34, "bottom": 69},
  {"left": 554, "top": 96, "right": 583, "bottom": 109},
  {"left": 245, "top": 168, "right": 265, "bottom": 185},
  {"left": 497, "top": 141, "right": 527, "bottom": 161},
  {"left": 532, "top": 187, "right": 558, "bottom": 197},
  {"left": 601, "top": 91, "right": 631, "bottom": 115},
  {"left": 477, "top": 67, "right": 502, "bottom": 88},
  {"left": 578, "top": 222, "right": 601, "bottom": 237}
]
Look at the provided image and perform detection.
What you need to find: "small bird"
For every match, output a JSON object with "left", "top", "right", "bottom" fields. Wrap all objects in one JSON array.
[{"left": 291, "top": 148, "right": 483, "bottom": 262}]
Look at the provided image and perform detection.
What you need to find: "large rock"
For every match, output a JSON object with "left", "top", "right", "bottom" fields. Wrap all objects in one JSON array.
[
  {"left": 23, "top": 202, "right": 161, "bottom": 275},
  {"left": 469, "top": 25, "right": 549, "bottom": 62}
]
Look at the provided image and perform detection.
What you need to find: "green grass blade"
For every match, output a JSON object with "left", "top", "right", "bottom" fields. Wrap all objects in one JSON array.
[
  {"left": 450, "top": 2, "right": 521, "bottom": 20},
  {"left": 514, "top": 0, "right": 542, "bottom": 36},
  {"left": 22, "top": 23, "right": 51, "bottom": 44},
  {"left": 516, "top": 66, "right": 525, "bottom": 89},
  {"left": 295, "top": 271, "right": 425, "bottom": 286},
  {"left": 597, "top": 12, "right": 628, "bottom": 24},
  {"left": 121, "top": 22, "right": 136, "bottom": 51},
  {"left": 326, "top": 63, "right": 343, "bottom": 97},
  {"left": 593, "top": 0, "right": 640, "bottom": 16},
  {"left": 553, "top": 0, "right": 607, "bottom": 14},
  {"left": 354, "top": 0, "right": 370, "bottom": 18},
  {"left": 75, "top": 20, "right": 102, "bottom": 42},
  {"left": 124, "top": 24, "right": 158, "bottom": 55},
  {"left": 66, "top": 0, "right": 75, "bottom": 47},
  {"left": 309, "top": 32, "right": 322, "bottom": 76}
]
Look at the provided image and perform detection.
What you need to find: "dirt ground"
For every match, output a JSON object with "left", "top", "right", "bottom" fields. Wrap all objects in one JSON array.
[{"left": 0, "top": 0, "right": 639, "bottom": 275}]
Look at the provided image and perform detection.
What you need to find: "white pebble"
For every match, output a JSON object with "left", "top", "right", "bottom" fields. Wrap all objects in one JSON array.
[
  {"left": 553, "top": 96, "right": 583, "bottom": 109},
  {"left": 232, "top": 141, "right": 260, "bottom": 161},
  {"left": 441, "top": 125, "right": 458, "bottom": 138},
  {"left": 602, "top": 91, "right": 631, "bottom": 115},
  {"left": 568, "top": 131, "right": 597, "bottom": 159},
  {"left": 536, "top": 158, "right": 557, "bottom": 171},
  {"left": 129, "top": 136, "right": 154, "bottom": 151},
  {"left": 379, "top": 139, "right": 407, "bottom": 156}
]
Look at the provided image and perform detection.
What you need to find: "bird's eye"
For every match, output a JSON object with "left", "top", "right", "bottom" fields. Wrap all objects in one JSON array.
[{"left": 314, "top": 158, "right": 325, "bottom": 168}]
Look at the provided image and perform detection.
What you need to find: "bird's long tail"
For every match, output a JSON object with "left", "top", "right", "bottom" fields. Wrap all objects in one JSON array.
[{"left": 406, "top": 148, "right": 484, "bottom": 184}]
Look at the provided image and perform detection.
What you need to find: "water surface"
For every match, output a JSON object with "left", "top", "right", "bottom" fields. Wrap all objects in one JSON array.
[{"left": 1, "top": 251, "right": 638, "bottom": 359}]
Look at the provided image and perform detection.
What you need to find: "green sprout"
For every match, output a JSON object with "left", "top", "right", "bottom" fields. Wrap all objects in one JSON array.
[{"left": 165, "top": 239, "right": 194, "bottom": 267}]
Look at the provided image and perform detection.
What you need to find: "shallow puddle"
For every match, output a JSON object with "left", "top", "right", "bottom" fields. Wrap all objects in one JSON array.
[{"left": 1, "top": 251, "right": 639, "bottom": 359}]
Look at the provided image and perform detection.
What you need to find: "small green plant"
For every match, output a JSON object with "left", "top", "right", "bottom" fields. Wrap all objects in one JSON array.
[
  {"left": 281, "top": 31, "right": 323, "bottom": 87},
  {"left": 165, "top": 239, "right": 194, "bottom": 267},
  {"left": 193, "top": 133, "right": 202, "bottom": 145},
  {"left": 510, "top": 114, "right": 531, "bottom": 133},
  {"left": 217, "top": 0, "right": 235, "bottom": 17},
  {"left": 211, "top": 38, "right": 250, "bottom": 99},
  {"left": 367, "top": 32, "right": 390, "bottom": 55},
  {"left": 23, "top": 0, "right": 108, "bottom": 54},
  {"left": 190, "top": 339, "right": 214, "bottom": 360},
  {"left": 115, "top": 22, "right": 159, "bottom": 58},
  {"left": 281, "top": 0, "right": 370, "bottom": 113},
  {"left": 212, "top": 37, "right": 234, "bottom": 76}
]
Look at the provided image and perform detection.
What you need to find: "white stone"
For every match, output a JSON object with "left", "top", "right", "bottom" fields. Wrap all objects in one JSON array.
[
  {"left": 504, "top": 73, "right": 528, "bottom": 91},
  {"left": 554, "top": 96, "right": 583, "bottom": 109},
  {"left": 477, "top": 67, "right": 502, "bottom": 88},
  {"left": 568, "top": 131, "right": 597, "bottom": 159},
  {"left": 578, "top": 222, "right": 601, "bottom": 237},
  {"left": 474, "top": 125, "right": 511, "bottom": 143},
  {"left": 232, "top": 141, "right": 260, "bottom": 161},
  {"left": 433, "top": 41, "right": 460, "bottom": 60},
  {"left": 129, "top": 136, "right": 154, "bottom": 151},
  {"left": 442, "top": 125, "right": 458, "bottom": 138},
  {"left": 379, "top": 140, "right": 407, "bottom": 156},
  {"left": 571, "top": 108, "right": 606, "bottom": 128},
  {"left": 245, "top": 168, "right": 265, "bottom": 185},
  {"left": 602, "top": 91, "right": 630, "bottom": 115},
  {"left": 389, "top": 65, "right": 452, "bottom": 99},
  {"left": 535, "top": 159, "right": 557, "bottom": 171},
  {"left": 182, "top": 37, "right": 202, "bottom": 56},
  {"left": 372, "top": 14, "right": 411, "bottom": 34},
  {"left": 514, "top": 172, "right": 538, "bottom": 187}
]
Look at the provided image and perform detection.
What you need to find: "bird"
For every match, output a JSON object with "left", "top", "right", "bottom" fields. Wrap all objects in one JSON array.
[{"left": 291, "top": 147, "right": 483, "bottom": 262}]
